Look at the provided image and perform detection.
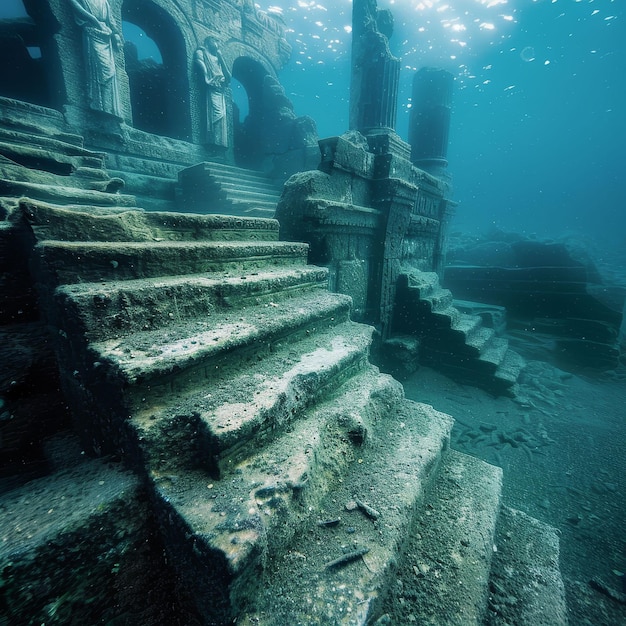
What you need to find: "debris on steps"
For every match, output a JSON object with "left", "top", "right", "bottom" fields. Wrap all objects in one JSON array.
[
  {"left": 3, "top": 197, "right": 569, "bottom": 625},
  {"left": 236, "top": 400, "right": 454, "bottom": 625},
  {"left": 19, "top": 199, "right": 398, "bottom": 622}
]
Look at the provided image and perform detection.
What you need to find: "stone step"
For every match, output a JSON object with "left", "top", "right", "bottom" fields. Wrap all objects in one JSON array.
[
  {"left": 186, "top": 161, "right": 278, "bottom": 185},
  {"left": 0, "top": 139, "right": 105, "bottom": 177},
  {"left": 0, "top": 125, "right": 98, "bottom": 159},
  {"left": 466, "top": 325, "right": 497, "bottom": 353},
  {"left": 226, "top": 200, "right": 277, "bottom": 218},
  {"left": 224, "top": 189, "right": 281, "bottom": 208},
  {"left": 449, "top": 313, "right": 484, "bottom": 342},
  {"left": 220, "top": 179, "right": 282, "bottom": 197},
  {"left": 0, "top": 179, "right": 136, "bottom": 207},
  {"left": 20, "top": 199, "right": 280, "bottom": 243},
  {"left": 177, "top": 162, "right": 282, "bottom": 217},
  {"left": 181, "top": 177, "right": 274, "bottom": 197},
  {"left": 0, "top": 156, "right": 105, "bottom": 195},
  {"left": 177, "top": 164, "right": 278, "bottom": 195},
  {"left": 395, "top": 269, "right": 525, "bottom": 394},
  {"left": 57, "top": 265, "right": 330, "bottom": 342},
  {"left": 419, "top": 346, "right": 520, "bottom": 395},
  {"left": 0, "top": 452, "right": 158, "bottom": 624},
  {"left": 0, "top": 96, "right": 84, "bottom": 147},
  {"left": 487, "top": 506, "right": 568, "bottom": 625},
  {"left": 454, "top": 299, "right": 508, "bottom": 334},
  {"left": 147, "top": 366, "right": 405, "bottom": 622},
  {"left": 133, "top": 321, "right": 376, "bottom": 477},
  {"left": 419, "top": 285, "right": 455, "bottom": 313},
  {"left": 380, "top": 449, "right": 503, "bottom": 625},
  {"left": 36, "top": 239, "right": 310, "bottom": 283},
  {"left": 86, "top": 289, "right": 352, "bottom": 388},
  {"left": 493, "top": 349, "right": 526, "bottom": 387},
  {"left": 425, "top": 324, "right": 496, "bottom": 359},
  {"left": 430, "top": 305, "right": 462, "bottom": 329},
  {"left": 405, "top": 270, "right": 439, "bottom": 299},
  {"left": 478, "top": 336, "right": 510, "bottom": 368},
  {"left": 236, "top": 399, "right": 453, "bottom": 625}
]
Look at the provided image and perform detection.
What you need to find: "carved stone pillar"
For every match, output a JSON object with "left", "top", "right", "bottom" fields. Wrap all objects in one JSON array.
[
  {"left": 350, "top": 0, "right": 400, "bottom": 134},
  {"left": 409, "top": 67, "right": 454, "bottom": 177}
]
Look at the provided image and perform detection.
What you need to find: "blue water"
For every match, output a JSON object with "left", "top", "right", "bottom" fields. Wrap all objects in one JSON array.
[
  {"left": 277, "top": 0, "right": 625, "bottom": 246},
  {"left": 3, "top": 0, "right": 623, "bottom": 246}
]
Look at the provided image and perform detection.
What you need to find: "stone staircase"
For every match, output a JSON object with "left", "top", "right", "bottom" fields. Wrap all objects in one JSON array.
[
  {"left": 1, "top": 196, "right": 568, "bottom": 625},
  {"left": 0, "top": 111, "right": 136, "bottom": 492},
  {"left": 176, "top": 161, "right": 283, "bottom": 218},
  {"left": 393, "top": 270, "right": 526, "bottom": 396},
  {"left": 0, "top": 101, "right": 565, "bottom": 625},
  {"left": 0, "top": 117, "right": 130, "bottom": 213}
]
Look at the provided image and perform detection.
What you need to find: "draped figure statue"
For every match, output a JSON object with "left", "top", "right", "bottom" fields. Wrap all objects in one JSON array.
[
  {"left": 195, "top": 37, "right": 231, "bottom": 147},
  {"left": 69, "top": 0, "right": 122, "bottom": 116}
]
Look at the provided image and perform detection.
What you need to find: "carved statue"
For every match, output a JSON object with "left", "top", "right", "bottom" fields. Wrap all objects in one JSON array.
[
  {"left": 69, "top": 0, "right": 122, "bottom": 116},
  {"left": 195, "top": 37, "right": 231, "bottom": 148}
]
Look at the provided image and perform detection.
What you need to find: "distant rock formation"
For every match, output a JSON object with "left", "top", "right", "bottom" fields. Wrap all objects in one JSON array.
[{"left": 445, "top": 230, "right": 625, "bottom": 370}]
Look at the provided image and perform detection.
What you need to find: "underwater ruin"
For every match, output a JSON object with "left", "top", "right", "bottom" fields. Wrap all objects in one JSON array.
[{"left": 1, "top": 0, "right": 624, "bottom": 624}]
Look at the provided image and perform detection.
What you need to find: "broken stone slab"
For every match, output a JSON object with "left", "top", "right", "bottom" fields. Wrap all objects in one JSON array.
[
  {"left": 494, "top": 349, "right": 526, "bottom": 385},
  {"left": 380, "top": 449, "right": 503, "bottom": 625},
  {"left": 487, "top": 506, "right": 567, "bottom": 625}
]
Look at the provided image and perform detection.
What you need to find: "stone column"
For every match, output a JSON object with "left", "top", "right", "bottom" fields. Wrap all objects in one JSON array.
[
  {"left": 409, "top": 67, "right": 454, "bottom": 177},
  {"left": 349, "top": 0, "right": 400, "bottom": 134}
]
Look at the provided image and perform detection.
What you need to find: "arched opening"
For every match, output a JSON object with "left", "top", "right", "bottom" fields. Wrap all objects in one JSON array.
[
  {"left": 232, "top": 57, "right": 269, "bottom": 169},
  {"left": 231, "top": 77, "right": 249, "bottom": 124},
  {"left": 122, "top": 21, "right": 165, "bottom": 136},
  {"left": 0, "top": 0, "right": 59, "bottom": 108},
  {"left": 122, "top": 0, "right": 190, "bottom": 140}
]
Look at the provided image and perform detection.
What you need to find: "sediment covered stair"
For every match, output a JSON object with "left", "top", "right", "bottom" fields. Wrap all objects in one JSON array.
[
  {"left": 394, "top": 269, "right": 526, "bottom": 396},
  {"left": 6, "top": 198, "right": 568, "bottom": 625},
  {"left": 177, "top": 161, "right": 283, "bottom": 217},
  {"left": 21, "top": 199, "right": 448, "bottom": 623}
]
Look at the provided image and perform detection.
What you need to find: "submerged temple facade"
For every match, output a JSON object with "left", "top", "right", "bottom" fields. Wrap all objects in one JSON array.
[{"left": 0, "top": 0, "right": 574, "bottom": 624}]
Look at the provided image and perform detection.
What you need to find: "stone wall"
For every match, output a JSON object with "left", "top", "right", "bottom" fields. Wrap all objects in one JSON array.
[{"left": 2, "top": 0, "right": 314, "bottom": 171}]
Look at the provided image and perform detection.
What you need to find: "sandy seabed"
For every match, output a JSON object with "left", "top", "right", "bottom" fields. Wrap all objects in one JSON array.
[{"left": 403, "top": 355, "right": 626, "bottom": 625}]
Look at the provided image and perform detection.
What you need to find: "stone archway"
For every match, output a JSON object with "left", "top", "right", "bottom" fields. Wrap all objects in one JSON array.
[
  {"left": 231, "top": 56, "right": 269, "bottom": 169},
  {"left": 121, "top": 0, "right": 190, "bottom": 140},
  {"left": 0, "top": 1, "right": 60, "bottom": 108}
]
